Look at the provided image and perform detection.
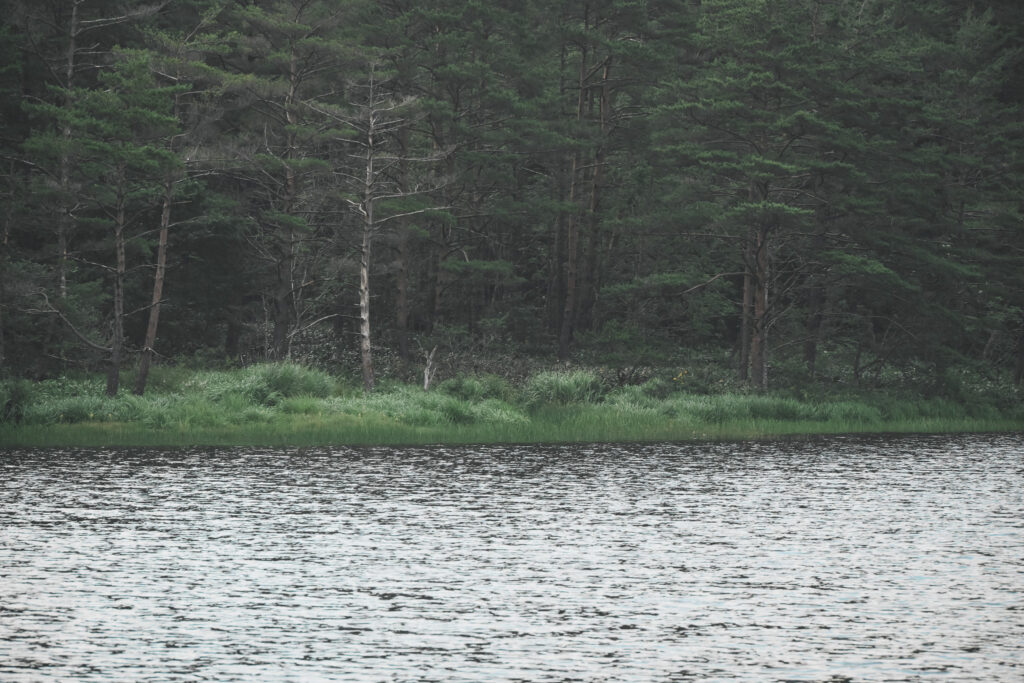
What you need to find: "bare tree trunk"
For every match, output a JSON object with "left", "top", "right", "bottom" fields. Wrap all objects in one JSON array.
[
  {"left": 134, "top": 179, "right": 172, "bottom": 395},
  {"left": 359, "top": 216, "right": 375, "bottom": 392},
  {"left": 334, "top": 63, "right": 444, "bottom": 388},
  {"left": 423, "top": 345, "right": 437, "bottom": 391},
  {"left": 359, "top": 102, "right": 377, "bottom": 392}
]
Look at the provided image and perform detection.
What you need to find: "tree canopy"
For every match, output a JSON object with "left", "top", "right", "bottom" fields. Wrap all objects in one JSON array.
[{"left": 2, "top": 0, "right": 1021, "bottom": 393}]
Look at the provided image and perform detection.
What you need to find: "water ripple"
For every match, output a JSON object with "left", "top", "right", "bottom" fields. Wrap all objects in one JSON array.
[{"left": 1, "top": 433, "right": 1022, "bottom": 681}]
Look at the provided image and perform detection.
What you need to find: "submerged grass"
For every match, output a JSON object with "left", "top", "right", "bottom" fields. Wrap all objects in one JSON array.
[{"left": 1, "top": 364, "right": 1021, "bottom": 447}]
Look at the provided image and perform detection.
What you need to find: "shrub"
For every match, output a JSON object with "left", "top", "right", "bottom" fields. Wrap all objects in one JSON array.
[
  {"left": 0, "top": 379, "right": 33, "bottom": 424},
  {"left": 438, "top": 396, "right": 476, "bottom": 424},
  {"left": 182, "top": 363, "right": 336, "bottom": 406},
  {"left": 248, "top": 363, "right": 336, "bottom": 400}
]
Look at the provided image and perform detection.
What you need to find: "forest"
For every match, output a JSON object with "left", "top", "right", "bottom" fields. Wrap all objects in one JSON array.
[{"left": 1, "top": 0, "right": 1022, "bottom": 401}]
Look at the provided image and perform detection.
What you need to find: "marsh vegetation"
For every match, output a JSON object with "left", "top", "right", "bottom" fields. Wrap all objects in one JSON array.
[{"left": 2, "top": 363, "right": 1019, "bottom": 447}]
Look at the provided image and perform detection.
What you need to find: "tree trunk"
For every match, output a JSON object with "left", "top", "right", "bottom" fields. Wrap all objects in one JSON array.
[
  {"left": 423, "top": 345, "right": 437, "bottom": 391},
  {"left": 803, "top": 277, "right": 824, "bottom": 378},
  {"left": 395, "top": 226, "right": 410, "bottom": 362},
  {"left": 106, "top": 181, "right": 127, "bottom": 397},
  {"left": 558, "top": 207, "right": 579, "bottom": 361},
  {"left": 225, "top": 316, "right": 241, "bottom": 359},
  {"left": 359, "top": 105, "right": 376, "bottom": 392},
  {"left": 578, "top": 58, "right": 611, "bottom": 334},
  {"left": 268, "top": 50, "right": 303, "bottom": 361},
  {"left": 134, "top": 179, "right": 173, "bottom": 395},
  {"left": 557, "top": 27, "right": 588, "bottom": 362},
  {"left": 57, "top": 0, "right": 81, "bottom": 301},
  {"left": 548, "top": 208, "right": 564, "bottom": 334},
  {"left": 748, "top": 224, "right": 770, "bottom": 390},
  {"left": 0, "top": 166, "right": 11, "bottom": 371},
  {"left": 272, "top": 267, "right": 291, "bottom": 360},
  {"left": 395, "top": 126, "right": 411, "bottom": 364},
  {"left": 359, "top": 218, "right": 374, "bottom": 392},
  {"left": 738, "top": 239, "right": 754, "bottom": 381},
  {"left": 1014, "top": 312, "right": 1024, "bottom": 386},
  {"left": 0, "top": 263, "right": 4, "bottom": 370}
]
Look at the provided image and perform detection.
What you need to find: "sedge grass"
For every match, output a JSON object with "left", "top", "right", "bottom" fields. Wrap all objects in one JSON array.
[
  {"left": 1, "top": 364, "right": 1021, "bottom": 448},
  {"left": 1, "top": 407, "right": 1019, "bottom": 449}
]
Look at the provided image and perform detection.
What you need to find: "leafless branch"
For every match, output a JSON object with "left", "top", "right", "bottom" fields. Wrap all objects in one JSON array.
[
  {"left": 26, "top": 291, "right": 111, "bottom": 353},
  {"left": 286, "top": 313, "right": 342, "bottom": 339}
]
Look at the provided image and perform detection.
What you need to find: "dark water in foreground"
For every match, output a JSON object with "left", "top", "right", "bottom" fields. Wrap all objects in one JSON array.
[{"left": 1, "top": 434, "right": 1022, "bottom": 682}]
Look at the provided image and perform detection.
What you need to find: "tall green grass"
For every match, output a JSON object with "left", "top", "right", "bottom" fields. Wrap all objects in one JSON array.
[{"left": 0, "top": 364, "right": 1021, "bottom": 447}]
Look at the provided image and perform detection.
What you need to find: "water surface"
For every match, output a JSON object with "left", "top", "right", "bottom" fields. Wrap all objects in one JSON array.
[{"left": 2, "top": 434, "right": 1022, "bottom": 681}]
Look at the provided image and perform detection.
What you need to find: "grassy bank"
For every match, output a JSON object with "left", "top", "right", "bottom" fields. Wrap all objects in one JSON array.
[{"left": 1, "top": 364, "right": 1021, "bottom": 447}]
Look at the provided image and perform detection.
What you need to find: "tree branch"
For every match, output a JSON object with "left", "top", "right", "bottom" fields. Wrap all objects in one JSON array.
[{"left": 26, "top": 291, "right": 112, "bottom": 353}]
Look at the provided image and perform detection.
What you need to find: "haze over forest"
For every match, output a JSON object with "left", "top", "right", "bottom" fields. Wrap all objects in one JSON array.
[{"left": 0, "top": 0, "right": 1021, "bottom": 396}]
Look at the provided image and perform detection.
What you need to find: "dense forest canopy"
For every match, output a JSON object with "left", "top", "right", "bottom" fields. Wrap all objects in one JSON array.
[{"left": 0, "top": 0, "right": 1021, "bottom": 395}]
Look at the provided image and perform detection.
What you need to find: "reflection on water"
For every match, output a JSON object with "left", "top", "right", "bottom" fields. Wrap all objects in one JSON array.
[{"left": 1, "top": 434, "right": 1022, "bottom": 681}]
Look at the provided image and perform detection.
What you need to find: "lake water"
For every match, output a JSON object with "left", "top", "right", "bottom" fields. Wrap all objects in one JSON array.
[{"left": 1, "top": 434, "right": 1022, "bottom": 681}]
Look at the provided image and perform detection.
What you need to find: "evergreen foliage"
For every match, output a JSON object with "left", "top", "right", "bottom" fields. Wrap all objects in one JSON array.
[{"left": 0, "top": 0, "right": 1021, "bottom": 400}]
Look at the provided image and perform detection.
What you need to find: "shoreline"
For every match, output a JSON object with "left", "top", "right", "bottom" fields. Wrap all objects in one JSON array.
[{"left": 2, "top": 417, "right": 1020, "bottom": 449}]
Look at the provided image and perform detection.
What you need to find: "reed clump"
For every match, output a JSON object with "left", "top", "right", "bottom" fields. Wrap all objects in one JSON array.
[{"left": 0, "top": 364, "right": 1020, "bottom": 447}]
